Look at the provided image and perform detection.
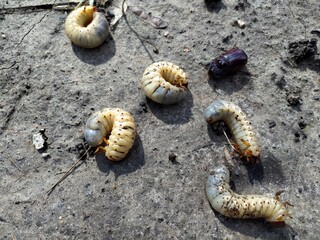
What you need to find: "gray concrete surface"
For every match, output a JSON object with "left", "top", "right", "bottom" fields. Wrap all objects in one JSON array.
[{"left": 0, "top": 0, "right": 319, "bottom": 239}]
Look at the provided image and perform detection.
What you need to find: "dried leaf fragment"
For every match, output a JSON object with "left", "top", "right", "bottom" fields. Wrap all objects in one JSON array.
[{"left": 130, "top": 5, "right": 167, "bottom": 29}]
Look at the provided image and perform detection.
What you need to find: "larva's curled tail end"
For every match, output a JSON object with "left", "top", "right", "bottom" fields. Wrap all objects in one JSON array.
[
  {"left": 65, "top": 6, "right": 109, "bottom": 49},
  {"left": 243, "top": 155, "right": 260, "bottom": 164},
  {"left": 182, "top": 81, "right": 188, "bottom": 88},
  {"left": 141, "top": 61, "right": 189, "bottom": 104},
  {"left": 265, "top": 192, "right": 292, "bottom": 227},
  {"left": 241, "top": 148, "right": 260, "bottom": 164}
]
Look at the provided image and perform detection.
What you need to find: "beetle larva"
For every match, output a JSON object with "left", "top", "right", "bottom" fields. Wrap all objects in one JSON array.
[
  {"left": 204, "top": 100, "right": 260, "bottom": 163},
  {"left": 65, "top": 6, "right": 109, "bottom": 48},
  {"left": 141, "top": 61, "right": 189, "bottom": 104},
  {"left": 208, "top": 48, "right": 248, "bottom": 78},
  {"left": 84, "top": 108, "right": 136, "bottom": 161},
  {"left": 206, "top": 165, "right": 291, "bottom": 226}
]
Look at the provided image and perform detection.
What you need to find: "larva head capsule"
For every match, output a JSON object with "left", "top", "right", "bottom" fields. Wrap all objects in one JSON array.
[
  {"left": 204, "top": 100, "right": 226, "bottom": 123},
  {"left": 209, "top": 165, "right": 230, "bottom": 183},
  {"left": 84, "top": 128, "right": 106, "bottom": 147},
  {"left": 206, "top": 165, "right": 230, "bottom": 199},
  {"left": 84, "top": 115, "right": 108, "bottom": 147}
]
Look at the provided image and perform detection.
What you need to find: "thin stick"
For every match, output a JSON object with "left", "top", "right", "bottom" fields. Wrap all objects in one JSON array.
[
  {"left": 13, "top": 175, "right": 24, "bottom": 183},
  {"left": 17, "top": 10, "right": 52, "bottom": 46},
  {"left": 121, "top": 0, "right": 156, "bottom": 62},
  {"left": 75, "top": 0, "right": 87, "bottom": 9},
  {"left": 46, "top": 147, "right": 91, "bottom": 195},
  {"left": 220, "top": 125, "right": 236, "bottom": 151},
  {"left": 1, "top": 1, "right": 81, "bottom": 11},
  {"left": 10, "top": 159, "right": 24, "bottom": 173},
  {"left": 0, "top": 61, "right": 17, "bottom": 71}
]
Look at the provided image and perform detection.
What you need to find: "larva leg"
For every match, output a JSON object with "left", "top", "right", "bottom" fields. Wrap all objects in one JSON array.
[
  {"left": 141, "top": 61, "right": 189, "bottom": 104},
  {"left": 275, "top": 190, "right": 285, "bottom": 200},
  {"left": 94, "top": 138, "right": 109, "bottom": 153},
  {"left": 206, "top": 165, "right": 291, "bottom": 226},
  {"left": 84, "top": 108, "right": 136, "bottom": 161},
  {"left": 204, "top": 100, "right": 260, "bottom": 163},
  {"left": 275, "top": 191, "right": 294, "bottom": 208}
]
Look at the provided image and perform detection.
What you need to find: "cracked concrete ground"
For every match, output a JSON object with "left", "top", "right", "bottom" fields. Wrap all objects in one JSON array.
[{"left": 0, "top": 0, "right": 320, "bottom": 239}]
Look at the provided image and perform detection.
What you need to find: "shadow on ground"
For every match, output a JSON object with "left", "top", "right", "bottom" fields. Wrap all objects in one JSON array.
[
  {"left": 72, "top": 35, "right": 116, "bottom": 65},
  {"left": 146, "top": 91, "right": 194, "bottom": 124},
  {"left": 207, "top": 67, "right": 252, "bottom": 94},
  {"left": 213, "top": 212, "right": 298, "bottom": 240},
  {"left": 204, "top": 0, "right": 226, "bottom": 13}
]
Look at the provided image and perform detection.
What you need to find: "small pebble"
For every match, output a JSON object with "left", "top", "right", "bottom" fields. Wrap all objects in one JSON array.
[
  {"left": 313, "top": 96, "right": 319, "bottom": 101},
  {"left": 168, "top": 152, "right": 177, "bottom": 162},
  {"left": 33, "top": 132, "right": 46, "bottom": 150},
  {"left": 232, "top": 19, "right": 246, "bottom": 28},
  {"left": 237, "top": 20, "right": 246, "bottom": 28},
  {"left": 268, "top": 120, "right": 276, "bottom": 128},
  {"left": 41, "top": 153, "right": 50, "bottom": 158}
]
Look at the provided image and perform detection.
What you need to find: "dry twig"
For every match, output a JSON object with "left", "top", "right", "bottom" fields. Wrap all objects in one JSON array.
[
  {"left": 9, "top": 159, "right": 24, "bottom": 173},
  {"left": 46, "top": 147, "right": 91, "bottom": 195}
]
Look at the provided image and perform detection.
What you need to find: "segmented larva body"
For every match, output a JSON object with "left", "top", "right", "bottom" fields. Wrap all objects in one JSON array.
[
  {"left": 84, "top": 108, "right": 136, "bottom": 161},
  {"left": 141, "top": 61, "right": 189, "bottom": 104},
  {"left": 204, "top": 100, "right": 260, "bottom": 163},
  {"left": 65, "top": 6, "right": 109, "bottom": 48},
  {"left": 206, "top": 165, "right": 290, "bottom": 226}
]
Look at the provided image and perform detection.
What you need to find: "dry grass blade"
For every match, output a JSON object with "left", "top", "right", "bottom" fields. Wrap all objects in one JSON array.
[
  {"left": 220, "top": 125, "right": 236, "bottom": 151},
  {"left": 10, "top": 159, "right": 24, "bottom": 173},
  {"left": 46, "top": 147, "right": 91, "bottom": 195}
]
